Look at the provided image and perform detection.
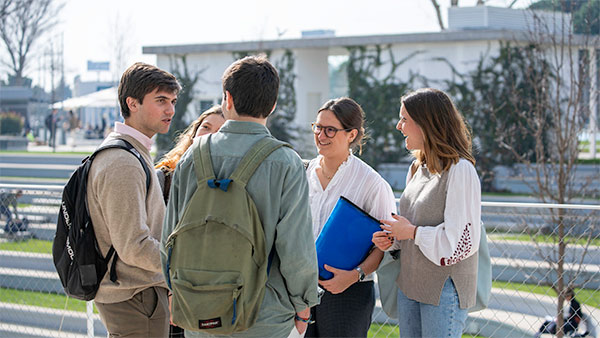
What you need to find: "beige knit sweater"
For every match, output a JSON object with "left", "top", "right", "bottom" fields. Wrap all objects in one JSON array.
[{"left": 87, "top": 132, "right": 167, "bottom": 303}]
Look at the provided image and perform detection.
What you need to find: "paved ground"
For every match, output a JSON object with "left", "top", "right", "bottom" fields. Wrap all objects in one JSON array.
[{"left": 27, "top": 138, "right": 103, "bottom": 153}]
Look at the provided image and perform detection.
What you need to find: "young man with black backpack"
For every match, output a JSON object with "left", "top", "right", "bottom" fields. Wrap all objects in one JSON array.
[
  {"left": 161, "top": 55, "right": 319, "bottom": 337},
  {"left": 88, "top": 62, "right": 179, "bottom": 337}
]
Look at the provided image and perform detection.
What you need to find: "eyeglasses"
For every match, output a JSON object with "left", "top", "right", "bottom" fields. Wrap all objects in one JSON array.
[{"left": 311, "top": 123, "right": 353, "bottom": 138}]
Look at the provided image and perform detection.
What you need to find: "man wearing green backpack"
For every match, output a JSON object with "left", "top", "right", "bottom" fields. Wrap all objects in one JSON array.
[{"left": 161, "top": 55, "right": 319, "bottom": 337}]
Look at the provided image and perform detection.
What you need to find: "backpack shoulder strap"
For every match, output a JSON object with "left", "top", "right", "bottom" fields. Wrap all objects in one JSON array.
[
  {"left": 230, "top": 137, "right": 291, "bottom": 187},
  {"left": 193, "top": 135, "right": 217, "bottom": 181},
  {"left": 87, "top": 138, "right": 151, "bottom": 284},
  {"left": 91, "top": 138, "right": 151, "bottom": 192}
]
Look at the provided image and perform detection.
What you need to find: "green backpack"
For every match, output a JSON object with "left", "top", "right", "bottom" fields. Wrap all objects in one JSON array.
[{"left": 165, "top": 135, "right": 289, "bottom": 334}]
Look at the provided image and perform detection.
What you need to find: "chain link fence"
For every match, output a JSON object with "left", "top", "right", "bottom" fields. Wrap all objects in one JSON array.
[{"left": 1, "top": 183, "right": 599, "bottom": 337}]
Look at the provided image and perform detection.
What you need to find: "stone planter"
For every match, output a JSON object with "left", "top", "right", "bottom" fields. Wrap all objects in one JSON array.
[{"left": 0, "top": 135, "right": 28, "bottom": 151}]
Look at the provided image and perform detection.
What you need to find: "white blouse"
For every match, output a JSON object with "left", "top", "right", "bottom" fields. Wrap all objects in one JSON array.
[
  {"left": 307, "top": 154, "right": 397, "bottom": 280},
  {"left": 389, "top": 159, "right": 481, "bottom": 266}
]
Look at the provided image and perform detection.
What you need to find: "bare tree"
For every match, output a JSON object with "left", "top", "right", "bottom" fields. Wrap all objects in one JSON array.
[
  {"left": 0, "top": 0, "right": 63, "bottom": 86},
  {"left": 155, "top": 54, "right": 205, "bottom": 156},
  {"left": 107, "top": 12, "right": 135, "bottom": 82},
  {"left": 430, "top": 0, "right": 445, "bottom": 30},
  {"left": 499, "top": 10, "right": 600, "bottom": 338},
  {"left": 0, "top": 0, "right": 12, "bottom": 20}
]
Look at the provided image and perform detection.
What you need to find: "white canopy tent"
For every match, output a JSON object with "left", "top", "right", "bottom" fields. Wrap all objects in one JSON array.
[
  {"left": 52, "top": 86, "right": 118, "bottom": 110},
  {"left": 51, "top": 87, "right": 120, "bottom": 129}
]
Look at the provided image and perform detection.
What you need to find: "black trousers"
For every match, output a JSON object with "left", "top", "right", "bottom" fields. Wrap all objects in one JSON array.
[
  {"left": 306, "top": 281, "right": 375, "bottom": 338},
  {"left": 539, "top": 319, "right": 578, "bottom": 335},
  {"left": 169, "top": 324, "right": 184, "bottom": 338}
]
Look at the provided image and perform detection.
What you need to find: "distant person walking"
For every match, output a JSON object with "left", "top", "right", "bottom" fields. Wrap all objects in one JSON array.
[
  {"left": 67, "top": 110, "right": 80, "bottom": 146},
  {"left": 45, "top": 109, "right": 58, "bottom": 147}
]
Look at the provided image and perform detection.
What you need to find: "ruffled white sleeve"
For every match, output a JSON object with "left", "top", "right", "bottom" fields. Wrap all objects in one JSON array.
[{"left": 413, "top": 160, "right": 481, "bottom": 266}]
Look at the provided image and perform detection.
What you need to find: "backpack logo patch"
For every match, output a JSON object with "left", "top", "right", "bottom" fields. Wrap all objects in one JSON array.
[{"left": 199, "top": 318, "right": 222, "bottom": 329}]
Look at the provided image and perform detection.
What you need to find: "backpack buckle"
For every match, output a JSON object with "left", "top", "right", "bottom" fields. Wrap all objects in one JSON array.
[{"left": 207, "top": 179, "right": 233, "bottom": 192}]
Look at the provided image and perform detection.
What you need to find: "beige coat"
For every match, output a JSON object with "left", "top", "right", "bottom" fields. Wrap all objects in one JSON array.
[{"left": 87, "top": 132, "right": 167, "bottom": 303}]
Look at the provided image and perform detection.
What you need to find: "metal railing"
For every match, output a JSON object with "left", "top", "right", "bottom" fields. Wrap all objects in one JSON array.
[{"left": 1, "top": 183, "right": 599, "bottom": 337}]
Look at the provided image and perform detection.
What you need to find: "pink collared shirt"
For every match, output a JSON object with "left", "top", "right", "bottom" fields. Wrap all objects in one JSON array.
[{"left": 114, "top": 122, "right": 153, "bottom": 151}]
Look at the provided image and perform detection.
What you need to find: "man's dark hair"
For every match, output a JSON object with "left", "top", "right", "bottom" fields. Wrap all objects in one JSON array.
[
  {"left": 222, "top": 55, "right": 279, "bottom": 118},
  {"left": 118, "top": 62, "right": 180, "bottom": 118}
]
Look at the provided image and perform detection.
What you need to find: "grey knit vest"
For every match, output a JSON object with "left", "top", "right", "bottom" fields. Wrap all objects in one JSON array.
[{"left": 396, "top": 164, "right": 477, "bottom": 309}]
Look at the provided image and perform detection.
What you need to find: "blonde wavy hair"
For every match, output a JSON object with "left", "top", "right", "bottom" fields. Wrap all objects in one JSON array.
[
  {"left": 155, "top": 105, "right": 223, "bottom": 171},
  {"left": 401, "top": 88, "right": 475, "bottom": 175}
]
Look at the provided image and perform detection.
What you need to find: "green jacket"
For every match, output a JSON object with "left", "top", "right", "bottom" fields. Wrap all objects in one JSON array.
[{"left": 161, "top": 121, "right": 319, "bottom": 337}]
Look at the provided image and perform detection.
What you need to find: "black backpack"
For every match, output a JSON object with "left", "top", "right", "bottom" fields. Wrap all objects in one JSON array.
[{"left": 52, "top": 138, "right": 151, "bottom": 301}]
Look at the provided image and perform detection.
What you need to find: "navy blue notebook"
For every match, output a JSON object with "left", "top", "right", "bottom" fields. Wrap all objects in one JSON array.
[{"left": 315, "top": 196, "right": 382, "bottom": 280}]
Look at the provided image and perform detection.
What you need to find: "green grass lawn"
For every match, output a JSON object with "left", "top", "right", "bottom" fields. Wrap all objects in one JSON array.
[
  {"left": 0, "top": 239, "right": 53, "bottom": 254},
  {"left": 493, "top": 281, "right": 600, "bottom": 308},
  {"left": 0, "top": 287, "right": 96, "bottom": 313},
  {"left": 489, "top": 233, "right": 600, "bottom": 246},
  {"left": 368, "top": 323, "right": 399, "bottom": 338},
  {"left": 368, "top": 323, "right": 483, "bottom": 337},
  {"left": 577, "top": 158, "right": 600, "bottom": 165}
]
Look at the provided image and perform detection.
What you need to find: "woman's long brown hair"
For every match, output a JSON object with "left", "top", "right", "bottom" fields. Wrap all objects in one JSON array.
[{"left": 401, "top": 88, "right": 474, "bottom": 175}]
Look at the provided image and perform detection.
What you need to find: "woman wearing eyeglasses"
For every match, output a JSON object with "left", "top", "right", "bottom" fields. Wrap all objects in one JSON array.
[{"left": 304, "top": 97, "right": 396, "bottom": 338}]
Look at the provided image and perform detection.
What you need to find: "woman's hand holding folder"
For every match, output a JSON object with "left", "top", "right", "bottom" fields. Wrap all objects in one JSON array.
[
  {"left": 318, "top": 264, "right": 359, "bottom": 294},
  {"left": 372, "top": 231, "right": 394, "bottom": 251},
  {"left": 380, "top": 213, "right": 417, "bottom": 241}
]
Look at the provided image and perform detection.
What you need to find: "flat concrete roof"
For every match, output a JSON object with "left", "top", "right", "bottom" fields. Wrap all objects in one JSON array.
[{"left": 142, "top": 29, "right": 534, "bottom": 55}]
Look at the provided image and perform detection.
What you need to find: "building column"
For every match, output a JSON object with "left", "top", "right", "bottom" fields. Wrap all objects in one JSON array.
[{"left": 293, "top": 48, "right": 330, "bottom": 158}]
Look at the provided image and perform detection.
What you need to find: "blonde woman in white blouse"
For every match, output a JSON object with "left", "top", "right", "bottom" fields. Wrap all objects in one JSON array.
[
  {"left": 373, "top": 88, "right": 481, "bottom": 338},
  {"left": 305, "top": 97, "right": 396, "bottom": 338}
]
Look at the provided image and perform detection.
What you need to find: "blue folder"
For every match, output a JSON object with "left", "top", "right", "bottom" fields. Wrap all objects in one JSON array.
[{"left": 315, "top": 196, "right": 382, "bottom": 280}]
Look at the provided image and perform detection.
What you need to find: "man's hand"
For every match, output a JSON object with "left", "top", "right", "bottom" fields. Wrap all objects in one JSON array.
[
  {"left": 168, "top": 294, "right": 176, "bottom": 326},
  {"left": 318, "top": 264, "right": 358, "bottom": 294},
  {"left": 294, "top": 307, "right": 311, "bottom": 334}
]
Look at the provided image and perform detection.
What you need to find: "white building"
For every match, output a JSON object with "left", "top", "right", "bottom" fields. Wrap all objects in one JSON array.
[{"left": 143, "top": 6, "right": 598, "bottom": 158}]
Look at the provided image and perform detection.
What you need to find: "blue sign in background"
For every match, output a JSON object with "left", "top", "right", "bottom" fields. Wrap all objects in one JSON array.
[{"left": 87, "top": 61, "right": 110, "bottom": 71}]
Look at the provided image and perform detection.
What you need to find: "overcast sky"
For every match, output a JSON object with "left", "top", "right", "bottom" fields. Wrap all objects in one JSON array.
[{"left": 23, "top": 0, "right": 532, "bottom": 89}]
